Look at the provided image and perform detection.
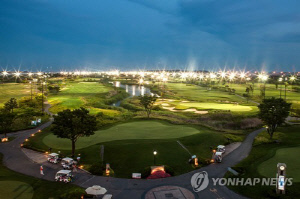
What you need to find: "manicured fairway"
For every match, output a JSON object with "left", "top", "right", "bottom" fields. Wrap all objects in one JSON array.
[
  {"left": 165, "top": 83, "right": 251, "bottom": 104},
  {"left": 175, "top": 102, "right": 253, "bottom": 112},
  {"left": 0, "top": 83, "right": 30, "bottom": 106},
  {"left": 258, "top": 146, "right": 300, "bottom": 182},
  {"left": 0, "top": 181, "right": 33, "bottom": 199},
  {"left": 48, "top": 81, "right": 111, "bottom": 113},
  {"left": 43, "top": 120, "right": 201, "bottom": 149}
]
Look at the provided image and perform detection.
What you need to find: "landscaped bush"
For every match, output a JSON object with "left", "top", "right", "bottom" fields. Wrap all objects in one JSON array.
[
  {"left": 88, "top": 162, "right": 104, "bottom": 175},
  {"left": 164, "top": 165, "right": 175, "bottom": 176},
  {"left": 141, "top": 166, "right": 151, "bottom": 178},
  {"left": 152, "top": 105, "right": 164, "bottom": 111},
  {"left": 59, "top": 188, "right": 85, "bottom": 199}
]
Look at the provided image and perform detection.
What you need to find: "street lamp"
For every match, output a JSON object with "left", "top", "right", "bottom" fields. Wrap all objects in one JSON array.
[{"left": 153, "top": 150, "right": 157, "bottom": 165}]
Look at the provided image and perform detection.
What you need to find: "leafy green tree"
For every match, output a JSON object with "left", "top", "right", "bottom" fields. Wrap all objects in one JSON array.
[
  {"left": 139, "top": 94, "right": 157, "bottom": 118},
  {"left": 48, "top": 85, "right": 60, "bottom": 93},
  {"left": 51, "top": 107, "right": 97, "bottom": 156},
  {"left": 258, "top": 97, "right": 291, "bottom": 139},
  {"left": 4, "top": 98, "right": 18, "bottom": 113},
  {"left": 0, "top": 109, "right": 16, "bottom": 137},
  {"left": 260, "top": 85, "right": 266, "bottom": 99}
]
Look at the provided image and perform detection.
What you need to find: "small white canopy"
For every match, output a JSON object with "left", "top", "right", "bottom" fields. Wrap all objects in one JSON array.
[
  {"left": 62, "top": 157, "right": 73, "bottom": 161},
  {"left": 217, "top": 145, "right": 225, "bottom": 149},
  {"left": 49, "top": 153, "right": 59, "bottom": 156},
  {"left": 85, "top": 185, "right": 107, "bottom": 196},
  {"left": 57, "top": 170, "right": 71, "bottom": 174}
]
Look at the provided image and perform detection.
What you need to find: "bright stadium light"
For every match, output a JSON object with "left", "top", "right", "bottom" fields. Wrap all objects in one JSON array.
[
  {"left": 260, "top": 74, "right": 268, "bottom": 81},
  {"left": 209, "top": 73, "right": 216, "bottom": 79},
  {"left": 14, "top": 71, "right": 21, "bottom": 77},
  {"left": 220, "top": 72, "right": 226, "bottom": 78},
  {"left": 240, "top": 72, "right": 246, "bottom": 79},
  {"left": 199, "top": 73, "right": 204, "bottom": 80},
  {"left": 290, "top": 76, "right": 296, "bottom": 81},
  {"left": 229, "top": 72, "right": 235, "bottom": 81},
  {"left": 2, "top": 71, "right": 8, "bottom": 76}
]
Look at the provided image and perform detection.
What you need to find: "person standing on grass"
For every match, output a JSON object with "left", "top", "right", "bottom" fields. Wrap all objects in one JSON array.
[{"left": 40, "top": 165, "right": 44, "bottom": 175}]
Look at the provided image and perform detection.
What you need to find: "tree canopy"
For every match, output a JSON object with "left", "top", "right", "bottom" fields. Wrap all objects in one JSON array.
[
  {"left": 4, "top": 98, "right": 18, "bottom": 113},
  {"left": 258, "top": 97, "right": 291, "bottom": 139},
  {"left": 139, "top": 94, "right": 157, "bottom": 118},
  {"left": 51, "top": 107, "right": 97, "bottom": 156},
  {"left": 0, "top": 109, "right": 16, "bottom": 137}
]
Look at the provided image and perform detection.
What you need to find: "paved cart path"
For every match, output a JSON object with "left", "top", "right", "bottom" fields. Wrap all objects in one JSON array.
[{"left": 0, "top": 108, "right": 264, "bottom": 199}]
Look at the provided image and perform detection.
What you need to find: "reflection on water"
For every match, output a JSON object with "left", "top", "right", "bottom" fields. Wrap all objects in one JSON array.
[
  {"left": 112, "top": 81, "right": 152, "bottom": 97},
  {"left": 110, "top": 81, "right": 153, "bottom": 106}
]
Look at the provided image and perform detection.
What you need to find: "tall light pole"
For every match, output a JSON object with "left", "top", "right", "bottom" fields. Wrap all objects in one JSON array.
[
  {"left": 278, "top": 78, "right": 283, "bottom": 99},
  {"left": 41, "top": 82, "right": 46, "bottom": 115},
  {"left": 290, "top": 76, "right": 296, "bottom": 91},
  {"left": 162, "top": 77, "right": 168, "bottom": 99},
  {"left": 29, "top": 81, "right": 33, "bottom": 101},
  {"left": 258, "top": 74, "right": 268, "bottom": 99},
  {"left": 153, "top": 150, "right": 157, "bottom": 165}
]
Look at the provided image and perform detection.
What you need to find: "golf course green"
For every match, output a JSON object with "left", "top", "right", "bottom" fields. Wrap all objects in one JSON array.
[
  {"left": 257, "top": 146, "right": 300, "bottom": 182},
  {"left": 43, "top": 120, "right": 201, "bottom": 149},
  {"left": 175, "top": 102, "right": 253, "bottom": 112},
  {"left": 48, "top": 81, "right": 111, "bottom": 113},
  {"left": 0, "top": 83, "right": 30, "bottom": 106},
  {"left": 0, "top": 181, "right": 33, "bottom": 199}
]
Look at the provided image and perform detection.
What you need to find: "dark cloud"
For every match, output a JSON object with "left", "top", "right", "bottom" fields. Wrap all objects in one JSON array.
[{"left": 0, "top": 0, "right": 300, "bottom": 71}]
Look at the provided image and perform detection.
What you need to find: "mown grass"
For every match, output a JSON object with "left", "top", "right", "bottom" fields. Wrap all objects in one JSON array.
[
  {"left": 164, "top": 83, "right": 250, "bottom": 104},
  {"left": 42, "top": 120, "right": 201, "bottom": 149},
  {"left": 0, "top": 83, "right": 31, "bottom": 106},
  {"left": 48, "top": 81, "right": 110, "bottom": 113}
]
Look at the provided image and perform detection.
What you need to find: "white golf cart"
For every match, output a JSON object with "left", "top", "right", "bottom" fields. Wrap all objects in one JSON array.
[
  {"left": 47, "top": 153, "right": 60, "bottom": 164},
  {"left": 217, "top": 145, "right": 226, "bottom": 154},
  {"left": 61, "top": 157, "right": 76, "bottom": 170},
  {"left": 215, "top": 152, "right": 223, "bottom": 163},
  {"left": 55, "top": 170, "right": 73, "bottom": 183}
]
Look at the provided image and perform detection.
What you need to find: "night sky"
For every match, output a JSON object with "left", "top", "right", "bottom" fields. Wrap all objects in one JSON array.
[{"left": 1, "top": 0, "right": 300, "bottom": 71}]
